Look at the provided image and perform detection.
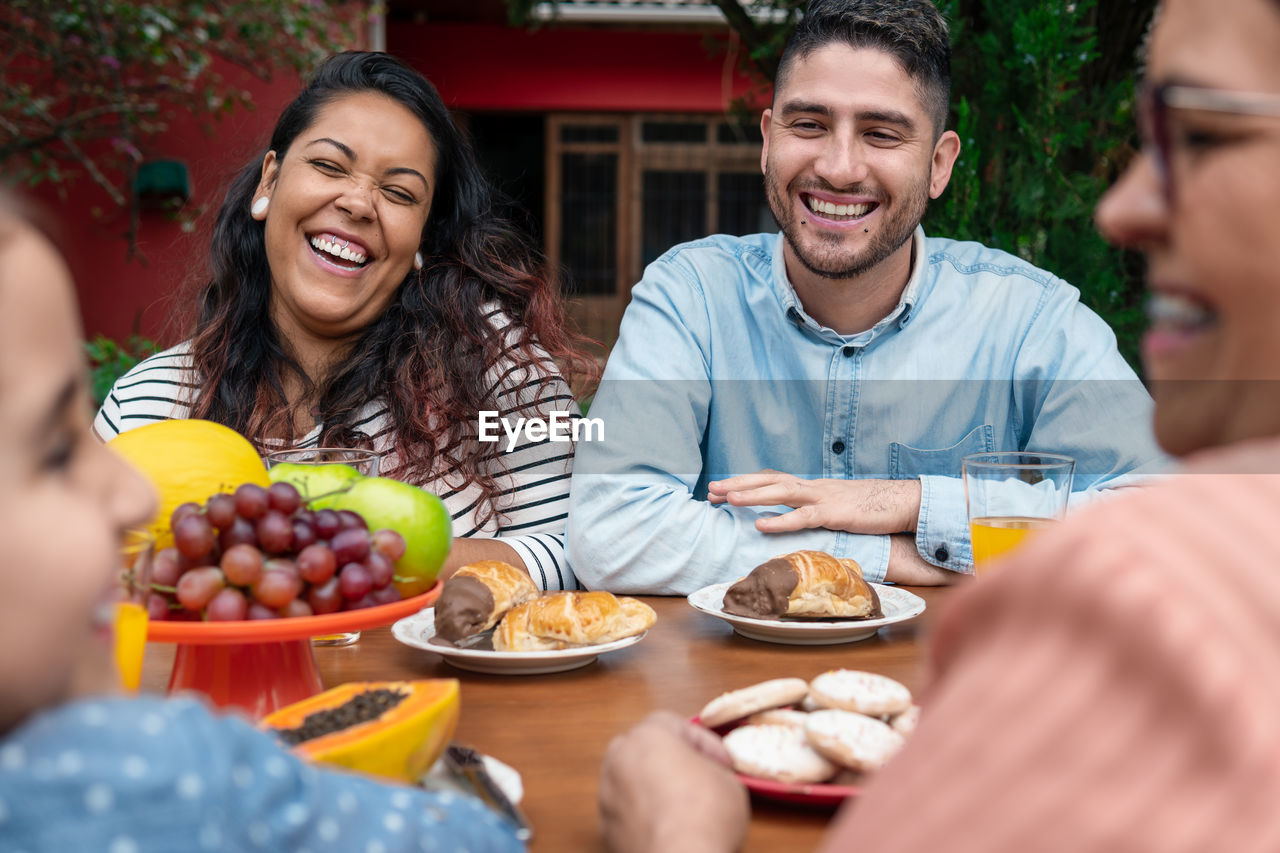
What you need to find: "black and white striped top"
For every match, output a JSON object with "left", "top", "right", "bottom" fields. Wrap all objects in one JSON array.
[{"left": 93, "top": 316, "right": 580, "bottom": 591}]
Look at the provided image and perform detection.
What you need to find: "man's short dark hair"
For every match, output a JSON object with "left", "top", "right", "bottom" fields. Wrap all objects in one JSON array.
[{"left": 776, "top": 0, "right": 952, "bottom": 137}]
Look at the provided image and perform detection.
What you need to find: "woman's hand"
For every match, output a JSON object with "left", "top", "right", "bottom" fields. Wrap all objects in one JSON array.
[
  {"left": 708, "top": 470, "right": 922, "bottom": 535},
  {"left": 599, "top": 711, "right": 749, "bottom": 853}
]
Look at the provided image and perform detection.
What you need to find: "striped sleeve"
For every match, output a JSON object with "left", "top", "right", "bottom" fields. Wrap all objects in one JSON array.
[
  {"left": 470, "top": 311, "right": 581, "bottom": 591},
  {"left": 503, "top": 533, "right": 579, "bottom": 592},
  {"left": 93, "top": 343, "right": 198, "bottom": 440}
]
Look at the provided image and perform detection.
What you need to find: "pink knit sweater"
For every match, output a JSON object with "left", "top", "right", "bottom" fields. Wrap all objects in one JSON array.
[{"left": 827, "top": 437, "right": 1280, "bottom": 852}]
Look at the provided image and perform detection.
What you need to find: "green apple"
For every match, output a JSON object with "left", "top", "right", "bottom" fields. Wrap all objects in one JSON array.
[
  {"left": 267, "top": 462, "right": 364, "bottom": 509},
  {"left": 328, "top": 476, "right": 452, "bottom": 597}
]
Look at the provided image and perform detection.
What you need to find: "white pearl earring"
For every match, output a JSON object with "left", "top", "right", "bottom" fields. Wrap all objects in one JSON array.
[
  {"left": 251, "top": 197, "right": 269, "bottom": 217},
  {"left": 413, "top": 251, "right": 423, "bottom": 271}
]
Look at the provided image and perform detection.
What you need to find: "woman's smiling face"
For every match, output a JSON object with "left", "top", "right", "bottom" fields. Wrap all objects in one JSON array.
[
  {"left": 255, "top": 91, "right": 437, "bottom": 348},
  {"left": 1095, "top": 0, "right": 1280, "bottom": 455}
]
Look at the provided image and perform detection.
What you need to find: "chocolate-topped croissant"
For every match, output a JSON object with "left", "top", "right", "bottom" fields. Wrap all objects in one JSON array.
[
  {"left": 434, "top": 560, "right": 540, "bottom": 641},
  {"left": 722, "top": 550, "right": 882, "bottom": 619},
  {"left": 493, "top": 591, "right": 657, "bottom": 651}
]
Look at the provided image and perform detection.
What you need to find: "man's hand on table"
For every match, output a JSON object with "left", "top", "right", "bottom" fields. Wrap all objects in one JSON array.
[
  {"left": 599, "top": 711, "right": 749, "bottom": 853},
  {"left": 707, "top": 472, "right": 957, "bottom": 585},
  {"left": 708, "top": 471, "right": 921, "bottom": 536}
]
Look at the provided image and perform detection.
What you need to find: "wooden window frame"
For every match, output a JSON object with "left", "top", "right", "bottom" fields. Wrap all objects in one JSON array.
[{"left": 546, "top": 113, "right": 764, "bottom": 347}]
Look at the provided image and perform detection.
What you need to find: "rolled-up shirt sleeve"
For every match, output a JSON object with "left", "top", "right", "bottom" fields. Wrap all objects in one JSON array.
[{"left": 913, "top": 280, "right": 1162, "bottom": 574}]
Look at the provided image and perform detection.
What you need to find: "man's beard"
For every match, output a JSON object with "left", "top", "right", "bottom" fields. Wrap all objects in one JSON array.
[{"left": 766, "top": 170, "right": 929, "bottom": 280}]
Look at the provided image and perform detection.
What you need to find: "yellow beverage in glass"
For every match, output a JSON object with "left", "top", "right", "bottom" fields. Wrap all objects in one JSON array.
[
  {"left": 115, "top": 527, "right": 155, "bottom": 691},
  {"left": 113, "top": 600, "right": 149, "bottom": 690},
  {"left": 969, "top": 516, "right": 1053, "bottom": 575}
]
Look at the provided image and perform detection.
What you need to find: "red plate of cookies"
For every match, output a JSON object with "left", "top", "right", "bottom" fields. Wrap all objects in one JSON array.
[
  {"left": 734, "top": 771, "right": 862, "bottom": 807},
  {"left": 694, "top": 671, "right": 920, "bottom": 807}
]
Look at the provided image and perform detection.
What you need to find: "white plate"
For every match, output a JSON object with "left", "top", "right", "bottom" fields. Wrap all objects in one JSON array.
[
  {"left": 391, "top": 608, "right": 648, "bottom": 675},
  {"left": 687, "top": 582, "right": 925, "bottom": 645},
  {"left": 421, "top": 753, "right": 524, "bottom": 804}
]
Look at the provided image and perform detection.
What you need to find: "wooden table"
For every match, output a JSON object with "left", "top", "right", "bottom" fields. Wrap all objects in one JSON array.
[{"left": 140, "top": 586, "right": 954, "bottom": 851}]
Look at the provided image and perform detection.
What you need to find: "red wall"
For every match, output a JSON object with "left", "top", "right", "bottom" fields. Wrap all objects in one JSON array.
[
  {"left": 56, "top": 21, "right": 763, "bottom": 344},
  {"left": 38, "top": 66, "right": 306, "bottom": 347},
  {"left": 390, "top": 22, "right": 765, "bottom": 113}
]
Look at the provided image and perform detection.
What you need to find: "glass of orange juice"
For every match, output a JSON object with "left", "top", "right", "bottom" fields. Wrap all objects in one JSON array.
[
  {"left": 115, "top": 527, "right": 156, "bottom": 690},
  {"left": 962, "top": 452, "right": 1074, "bottom": 576}
]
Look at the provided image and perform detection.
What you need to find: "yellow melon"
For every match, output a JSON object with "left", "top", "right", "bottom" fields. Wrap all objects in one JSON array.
[{"left": 107, "top": 419, "right": 270, "bottom": 549}]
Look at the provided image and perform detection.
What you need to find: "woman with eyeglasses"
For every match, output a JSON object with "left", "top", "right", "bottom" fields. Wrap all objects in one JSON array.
[{"left": 598, "top": 0, "right": 1280, "bottom": 850}]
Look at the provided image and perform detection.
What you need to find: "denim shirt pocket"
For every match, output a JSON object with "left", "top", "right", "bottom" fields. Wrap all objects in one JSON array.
[{"left": 889, "top": 424, "right": 995, "bottom": 480}]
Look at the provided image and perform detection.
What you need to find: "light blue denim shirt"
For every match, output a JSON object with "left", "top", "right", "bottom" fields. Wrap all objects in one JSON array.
[{"left": 567, "top": 228, "right": 1165, "bottom": 593}]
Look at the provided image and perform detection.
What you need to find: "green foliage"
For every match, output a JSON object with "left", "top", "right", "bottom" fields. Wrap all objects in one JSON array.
[
  {"left": 84, "top": 333, "right": 159, "bottom": 407},
  {"left": 0, "top": 1, "right": 370, "bottom": 251},
  {"left": 927, "top": 0, "right": 1151, "bottom": 369}
]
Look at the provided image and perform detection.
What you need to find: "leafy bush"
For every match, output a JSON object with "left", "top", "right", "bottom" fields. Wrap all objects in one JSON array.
[
  {"left": 928, "top": 0, "right": 1153, "bottom": 369},
  {"left": 85, "top": 334, "right": 158, "bottom": 408}
]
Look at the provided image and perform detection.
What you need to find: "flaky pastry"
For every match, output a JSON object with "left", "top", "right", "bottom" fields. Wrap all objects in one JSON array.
[
  {"left": 434, "top": 560, "right": 540, "bottom": 641},
  {"left": 493, "top": 591, "right": 657, "bottom": 651}
]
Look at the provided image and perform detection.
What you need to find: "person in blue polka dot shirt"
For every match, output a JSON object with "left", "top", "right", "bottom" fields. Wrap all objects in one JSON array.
[{"left": 0, "top": 194, "right": 524, "bottom": 852}]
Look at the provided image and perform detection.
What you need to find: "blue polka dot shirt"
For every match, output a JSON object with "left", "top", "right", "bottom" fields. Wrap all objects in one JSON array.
[{"left": 0, "top": 695, "right": 525, "bottom": 852}]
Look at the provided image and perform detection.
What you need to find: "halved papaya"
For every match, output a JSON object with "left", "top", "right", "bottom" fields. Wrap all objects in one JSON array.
[{"left": 261, "top": 680, "right": 460, "bottom": 783}]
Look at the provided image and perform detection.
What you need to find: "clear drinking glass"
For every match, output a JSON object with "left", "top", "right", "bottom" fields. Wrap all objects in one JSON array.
[
  {"left": 114, "top": 527, "right": 156, "bottom": 690},
  {"left": 962, "top": 452, "right": 1075, "bottom": 576},
  {"left": 263, "top": 447, "right": 382, "bottom": 647}
]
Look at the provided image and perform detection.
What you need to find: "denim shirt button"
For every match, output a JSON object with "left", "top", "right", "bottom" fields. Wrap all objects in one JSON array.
[
  {"left": 934, "top": 545, "right": 949, "bottom": 563},
  {"left": 831, "top": 440, "right": 846, "bottom": 455},
  {"left": 842, "top": 345, "right": 856, "bottom": 357}
]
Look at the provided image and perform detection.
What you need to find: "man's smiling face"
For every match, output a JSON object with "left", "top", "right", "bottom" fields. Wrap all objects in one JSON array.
[{"left": 761, "top": 43, "right": 956, "bottom": 284}]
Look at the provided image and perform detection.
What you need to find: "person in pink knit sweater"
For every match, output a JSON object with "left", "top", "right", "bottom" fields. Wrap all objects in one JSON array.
[{"left": 598, "top": 0, "right": 1280, "bottom": 850}]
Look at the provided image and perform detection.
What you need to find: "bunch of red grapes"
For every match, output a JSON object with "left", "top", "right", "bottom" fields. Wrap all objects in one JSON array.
[{"left": 150, "top": 481, "right": 407, "bottom": 621}]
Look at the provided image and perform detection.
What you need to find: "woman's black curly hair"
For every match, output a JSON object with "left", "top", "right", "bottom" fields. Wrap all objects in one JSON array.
[{"left": 189, "top": 51, "right": 595, "bottom": 525}]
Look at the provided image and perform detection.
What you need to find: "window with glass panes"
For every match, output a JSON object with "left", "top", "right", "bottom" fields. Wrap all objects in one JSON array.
[{"left": 546, "top": 114, "right": 769, "bottom": 347}]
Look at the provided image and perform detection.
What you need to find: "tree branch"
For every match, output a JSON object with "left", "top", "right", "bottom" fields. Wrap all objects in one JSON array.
[
  {"left": 0, "top": 102, "right": 160, "bottom": 165},
  {"left": 55, "top": 129, "right": 127, "bottom": 207},
  {"left": 707, "top": 0, "right": 778, "bottom": 81}
]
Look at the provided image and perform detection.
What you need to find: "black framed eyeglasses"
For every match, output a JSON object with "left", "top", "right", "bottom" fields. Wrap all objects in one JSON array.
[{"left": 1139, "top": 82, "right": 1280, "bottom": 203}]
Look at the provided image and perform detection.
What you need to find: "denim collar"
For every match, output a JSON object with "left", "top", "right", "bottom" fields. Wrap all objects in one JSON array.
[{"left": 771, "top": 226, "right": 925, "bottom": 345}]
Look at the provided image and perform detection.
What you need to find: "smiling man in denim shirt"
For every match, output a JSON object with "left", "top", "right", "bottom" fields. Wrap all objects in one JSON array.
[{"left": 566, "top": 0, "right": 1164, "bottom": 593}]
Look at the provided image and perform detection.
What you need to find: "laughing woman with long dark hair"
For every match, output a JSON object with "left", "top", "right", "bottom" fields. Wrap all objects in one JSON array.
[{"left": 95, "top": 52, "right": 595, "bottom": 588}]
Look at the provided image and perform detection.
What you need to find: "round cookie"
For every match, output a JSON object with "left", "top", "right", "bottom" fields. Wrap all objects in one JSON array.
[
  {"left": 889, "top": 703, "right": 921, "bottom": 736},
  {"left": 723, "top": 724, "right": 838, "bottom": 784},
  {"left": 745, "top": 708, "right": 810, "bottom": 729},
  {"left": 699, "top": 677, "right": 810, "bottom": 728},
  {"left": 805, "top": 709, "right": 905, "bottom": 772},
  {"left": 808, "top": 669, "right": 912, "bottom": 717}
]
